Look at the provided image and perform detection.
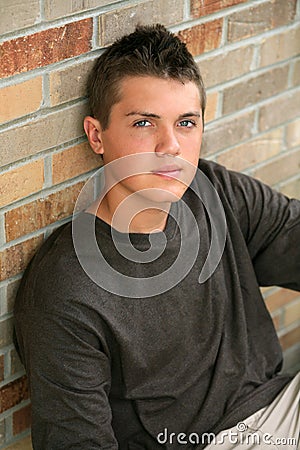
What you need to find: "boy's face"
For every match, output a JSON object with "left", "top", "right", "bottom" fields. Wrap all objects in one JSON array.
[{"left": 85, "top": 76, "right": 203, "bottom": 204}]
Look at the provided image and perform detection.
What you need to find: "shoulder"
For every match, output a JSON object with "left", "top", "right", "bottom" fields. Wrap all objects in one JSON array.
[
  {"left": 198, "top": 158, "right": 251, "bottom": 191},
  {"left": 196, "top": 158, "right": 282, "bottom": 208},
  {"left": 15, "top": 218, "right": 94, "bottom": 315}
]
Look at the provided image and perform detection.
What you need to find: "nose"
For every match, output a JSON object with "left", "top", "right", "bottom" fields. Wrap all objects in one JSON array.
[{"left": 155, "top": 126, "right": 180, "bottom": 157}]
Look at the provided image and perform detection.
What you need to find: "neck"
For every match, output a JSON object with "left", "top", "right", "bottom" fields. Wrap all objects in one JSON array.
[{"left": 97, "top": 191, "right": 171, "bottom": 233}]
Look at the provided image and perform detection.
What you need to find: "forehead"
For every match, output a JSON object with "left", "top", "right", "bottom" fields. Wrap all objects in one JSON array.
[{"left": 114, "top": 75, "right": 201, "bottom": 114}]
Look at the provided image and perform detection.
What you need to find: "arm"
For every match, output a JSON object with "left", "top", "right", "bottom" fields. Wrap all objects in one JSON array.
[
  {"left": 14, "top": 290, "right": 118, "bottom": 450},
  {"left": 228, "top": 170, "right": 300, "bottom": 291}
]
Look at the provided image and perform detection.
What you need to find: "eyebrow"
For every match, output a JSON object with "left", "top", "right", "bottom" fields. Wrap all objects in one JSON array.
[{"left": 125, "top": 111, "right": 201, "bottom": 119}]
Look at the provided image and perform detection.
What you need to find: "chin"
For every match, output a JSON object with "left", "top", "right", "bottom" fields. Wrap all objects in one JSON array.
[{"left": 139, "top": 186, "right": 188, "bottom": 204}]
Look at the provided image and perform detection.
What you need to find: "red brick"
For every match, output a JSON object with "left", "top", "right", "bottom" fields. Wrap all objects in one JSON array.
[
  {"left": 0, "top": 19, "right": 92, "bottom": 78},
  {"left": 0, "top": 376, "right": 29, "bottom": 414},
  {"left": 13, "top": 404, "right": 32, "bottom": 435},
  {"left": 178, "top": 20, "right": 223, "bottom": 56},
  {"left": 0, "top": 236, "right": 43, "bottom": 282},
  {"left": 191, "top": 0, "right": 247, "bottom": 17},
  {"left": 5, "top": 182, "right": 85, "bottom": 242}
]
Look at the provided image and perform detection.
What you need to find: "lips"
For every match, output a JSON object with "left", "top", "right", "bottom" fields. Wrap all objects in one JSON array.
[{"left": 151, "top": 165, "right": 182, "bottom": 178}]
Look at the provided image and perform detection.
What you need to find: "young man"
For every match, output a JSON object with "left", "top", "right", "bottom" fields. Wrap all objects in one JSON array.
[{"left": 14, "top": 24, "right": 299, "bottom": 449}]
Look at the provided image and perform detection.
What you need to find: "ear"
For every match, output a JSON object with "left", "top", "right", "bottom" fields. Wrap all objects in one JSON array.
[{"left": 83, "top": 116, "right": 104, "bottom": 155}]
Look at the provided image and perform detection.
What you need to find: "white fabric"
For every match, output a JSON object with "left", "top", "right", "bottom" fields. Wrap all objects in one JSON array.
[{"left": 205, "top": 372, "right": 300, "bottom": 449}]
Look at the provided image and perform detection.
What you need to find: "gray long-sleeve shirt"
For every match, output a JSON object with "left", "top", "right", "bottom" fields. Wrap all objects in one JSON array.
[{"left": 14, "top": 159, "right": 300, "bottom": 449}]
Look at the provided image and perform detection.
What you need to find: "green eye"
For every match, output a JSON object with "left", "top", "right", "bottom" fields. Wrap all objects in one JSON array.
[
  {"left": 134, "top": 120, "right": 151, "bottom": 127},
  {"left": 178, "top": 120, "right": 195, "bottom": 127}
]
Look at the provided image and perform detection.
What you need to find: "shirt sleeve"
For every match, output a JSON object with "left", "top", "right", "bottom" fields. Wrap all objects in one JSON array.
[
  {"left": 227, "top": 169, "right": 300, "bottom": 291},
  {"left": 14, "top": 286, "right": 118, "bottom": 449}
]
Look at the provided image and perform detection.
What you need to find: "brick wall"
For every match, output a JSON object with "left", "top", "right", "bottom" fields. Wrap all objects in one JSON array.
[{"left": 0, "top": 0, "right": 299, "bottom": 447}]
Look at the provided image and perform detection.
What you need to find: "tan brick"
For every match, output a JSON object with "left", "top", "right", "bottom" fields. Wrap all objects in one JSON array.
[
  {"left": 0, "top": 103, "right": 88, "bottom": 167},
  {"left": 286, "top": 118, "right": 300, "bottom": 149},
  {"left": 0, "top": 77, "right": 43, "bottom": 125},
  {"left": 3, "top": 435, "right": 32, "bottom": 450},
  {"left": 5, "top": 182, "right": 85, "bottom": 242},
  {"left": 0, "top": 376, "right": 29, "bottom": 414},
  {"left": 99, "top": 0, "right": 184, "bottom": 47},
  {"left": 0, "top": 0, "right": 40, "bottom": 35},
  {"left": 265, "top": 288, "right": 300, "bottom": 314},
  {"left": 282, "top": 343, "right": 300, "bottom": 374},
  {"left": 10, "top": 348, "right": 24, "bottom": 376},
  {"left": 280, "top": 326, "right": 300, "bottom": 351},
  {"left": 205, "top": 91, "right": 218, "bottom": 123},
  {"left": 252, "top": 149, "right": 300, "bottom": 186},
  {"left": 52, "top": 142, "right": 102, "bottom": 185},
  {"left": 50, "top": 60, "right": 94, "bottom": 106},
  {"left": 282, "top": 345, "right": 300, "bottom": 374},
  {"left": 0, "top": 355, "right": 4, "bottom": 382},
  {"left": 228, "top": 0, "right": 297, "bottom": 43},
  {"left": 260, "top": 286, "right": 274, "bottom": 296},
  {"left": 260, "top": 26, "right": 300, "bottom": 68},
  {"left": 0, "top": 419, "right": 4, "bottom": 445},
  {"left": 0, "top": 19, "right": 92, "bottom": 78},
  {"left": 13, "top": 404, "right": 32, "bottom": 435},
  {"left": 280, "top": 178, "right": 300, "bottom": 199},
  {"left": 0, "top": 236, "right": 43, "bottom": 282},
  {"left": 7, "top": 280, "right": 21, "bottom": 314},
  {"left": 223, "top": 66, "right": 289, "bottom": 115},
  {"left": 271, "top": 311, "right": 281, "bottom": 331},
  {"left": 259, "top": 90, "right": 300, "bottom": 132},
  {"left": 0, "top": 160, "right": 44, "bottom": 208},
  {"left": 44, "top": 0, "right": 117, "bottom": 20},
  {"left": 0, "top": 317, "right": 13, "bottom": 348},
  {"left": 284, "top": 300, "right": 300, "bottom": 328},
  {"left": 191, "top": 0, "right": 247, "bottom": 17},
  {"left": 178, "top": 20, "right": 223, "bottom": 56},
  {"left": 293, "top": 59, "right": 300, "bottom": 87},
  {"left": 198, "top": 45, "right": 254, "bottom": 88},
  {"left": 201, "top": 111, "right": 255, "bottom": 156},
  {"left": 217, "top": 129, "right": 282, "bottom": 171}
]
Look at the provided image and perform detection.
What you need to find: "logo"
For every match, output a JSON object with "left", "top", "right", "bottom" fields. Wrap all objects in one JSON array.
[{"left": 72, "top": 154, "right": 227, "bottom": 297}]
